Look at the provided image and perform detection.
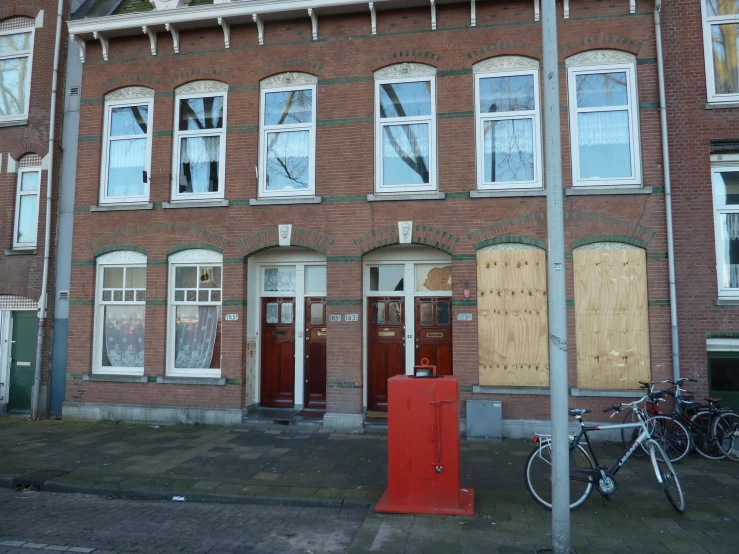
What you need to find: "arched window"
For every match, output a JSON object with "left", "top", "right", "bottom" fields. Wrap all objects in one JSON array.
[
  {"left": 13, "top": 154, "right": 42, "bottom": 249},
  {"left": 0, "top": 17, "right": 34, "bottom": 123}
]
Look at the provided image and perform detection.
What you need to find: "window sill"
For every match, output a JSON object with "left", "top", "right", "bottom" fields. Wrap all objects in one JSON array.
[
  {"left": 470, "top": 189, "right": 546, "bottom": 198},
  {"left": 162, "top": 200, "right": 229, "bottom": 209},
  {"left": 705, "top": 102, "right": 739, "bottom": 110},
  {"left": 249, "top": 196, "right": 322, "bottom": 206},
  {"left": 565, "top": 186, "right": 652, "bottom": 196},
  {"left": 569, "top": 388, "right": 644, "bottom": 398},
  {"left": 157, "top": 376, "right": 226, "bottom": 386},
  {"left": 91, "top": 203, "right": 153, "bottom": 212},
  {"left": 716, "top": 298, "right": 739, "bottom": 306},
  {"left": 0, "top": 119, "right": 28, "bottom": 128},
  {"left": 367, "top": 192, "right": 445, "bottom": 202},
  {"left": 5, "top": 249, "right": 37, "bottom": 256},
  {"left": 473, "top": 386, "right": 550, "bottom": 395},
  {"left": 84, "top": 374, "right": 147, "bottom": 383}
]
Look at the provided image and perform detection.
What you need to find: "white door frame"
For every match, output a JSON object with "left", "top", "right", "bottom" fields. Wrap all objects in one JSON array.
[{"left": 0, "top": 311, "right": 11, "bottom": 407}]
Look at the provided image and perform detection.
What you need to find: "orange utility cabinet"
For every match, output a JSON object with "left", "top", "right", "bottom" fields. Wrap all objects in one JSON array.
[{"left": 375, "top": 374, "right": 474, "bottom": 516}]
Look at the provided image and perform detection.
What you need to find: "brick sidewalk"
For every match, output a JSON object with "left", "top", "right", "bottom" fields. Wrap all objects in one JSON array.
[{"left": 0, "top": 418, "right": 737, "bottom": 553}]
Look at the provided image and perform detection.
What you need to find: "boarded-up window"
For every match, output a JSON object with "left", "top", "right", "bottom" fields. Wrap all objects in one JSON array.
[
  {"left": 477, "top": 245, "right": 549, "bottom": 386},
  {"left": 574, "top": 243, "right": 650, "bottom": 389}
]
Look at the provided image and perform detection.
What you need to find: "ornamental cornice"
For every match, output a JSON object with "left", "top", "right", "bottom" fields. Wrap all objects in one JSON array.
[
  {"left": 174, "top": 80, "right": 229, "bottom": 94},
  {"left": 261, "top": 72, "right": 318, "bottom": 89},
  {"left": 374, "top": 62, "right": 436, "bottom": 80},
  {"left": 565, "top": 49, "right": 636, "bottom": 67},
  {"left": 105, "top": 86, "right": 155, "bottom": 100},
  {"left": 473, "top": 56, "right": 539, "bottom": 73}
]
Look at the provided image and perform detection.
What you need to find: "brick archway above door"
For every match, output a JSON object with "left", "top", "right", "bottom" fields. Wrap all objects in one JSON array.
[
  {"left": 353, "top": 224, "right": 459, "bottom": 255},
  {"left": 238, "top": 227, "right": 334, "bottom": 257}
]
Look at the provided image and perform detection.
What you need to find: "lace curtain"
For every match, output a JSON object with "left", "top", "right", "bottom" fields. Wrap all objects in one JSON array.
[
  {"left": 483, "top": 119, "right": 534, "bottom": 154},
  {"left": 174, "top": 305, "right": 219, "bottom": 368},
  {"left": 577, "top": 111, "right": 630, "bottom": 146},
  {"left": 725, "top": 213, "right": 739, "bottom": 288},
  {"left": 109, "top": 139, "right": 146, "bottom": 169},
  {"left": 104, "top": 306, "right": 145, "bottom": 367}
]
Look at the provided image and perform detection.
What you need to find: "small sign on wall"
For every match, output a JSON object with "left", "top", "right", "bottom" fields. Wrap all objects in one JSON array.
[
  {"left": 345, "top": 313, "right": 359, "bottom": 322},
  {"left": 456, "top": 313, "right": 473, "bottom": 321},
  {"left": 225, "top": 313, "right": 239, "bottom": 321},
  {"left": 329, "top": 314, "right": 342, "bottom": 322}
]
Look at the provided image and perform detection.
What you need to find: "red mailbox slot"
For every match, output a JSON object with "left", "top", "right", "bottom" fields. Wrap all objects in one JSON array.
[{"left": 375, "top": 375, "right": 474, "bottom": 516}]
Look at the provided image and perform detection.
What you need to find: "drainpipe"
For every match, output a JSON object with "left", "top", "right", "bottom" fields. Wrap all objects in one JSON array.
[
  {"left": 654, "top": 0, "right": 680, "bottom": 381},
  {"left": 31, "top": 0, "right": 65, "bottom": 420}
]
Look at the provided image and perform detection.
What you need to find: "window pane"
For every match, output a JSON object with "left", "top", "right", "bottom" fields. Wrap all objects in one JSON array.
[
  {"left": 479, "top": 75, "right": 535, "bottom": 113},
  {"left": 713, "top": 170, "right": 739, "bottom": 205},
  {"left": 113, "top": 290, "right": 123, "bottom": 302},
  {"left": 577, "top": 111, "right": 631, "bottom": 179},
  {"left": 102, "top": 290, "right": 112, "bottom": 302},
  {"left": 379, "top": 82, "right": 432, "bottom": 118},
  {"left": 103, "top": 267, "right": 124, "bottom": 288},
  {"left": 0, "top": 32, "right": 31, "bottom": 56},
  {"left": 281, "top": 302, "right": 294, "bottom": 324},
  {"left": 310, "top": 302, "right": 324, "bottom": 325},
  {"left": 16, "top": 194, "right": 37, "bottom": 244},
  {"left": 388, "top": 301, "right": 402, "bottom": 324},
  {"left": 199, "top": 266, "right": 221, "bottom": 289},
  {"left": 709, "top": 357, "right": 739, "bottom": 392},
  {"left": 0, "top": 56, "right": 29, "bottom": 117},
  {"left": 198, "top": 290, "right": 208, "bottom": 302},
  {"left": 174, "top": 305, "right": 221, "bottom": 369},
  {"left": 370, "top": 266, "right": 405, "bottom": 292},
  {"left": 416, "top": 265, "right": 452, "bottom": 292},
  {"left": 107, "top": 138, "right": 147, "bottom": 198},
  {"left": 102, "top": 305, "right": 145, "bottom": 367},
  {"left": 264, "top": 89, "right": 313, "bottom": 125},
  {"left": 211, "top": 290, "right": 221, "bottom": 302},
  {"left": 175, "top": 266, "right": 197, "bottom": 288},
  {"left": 483, "top": 119, "right": 535, "bottom": 183},
  {"left": 265, "top": 130, "right": 310, "bottom": 191},
  {"left": 20, "top": 172, "right": 39, "bottom": 192},
  {"left": 178, "top": 136, "right": 220, "bottom": 194},
  {"left": 305, "top": 266, "right": 327, "bottom": 295},
  {"left": 373, "top": 301, "right": 385, "bottom": 324},
  {"left": 264, "top": 267, "right": 296, "bottom": 292},
  {"left": 266, "top": 302, "right": 279, "bottom": 323},
  {"left": 419, "top": 302, "right": 433, "bottom": 326},
  {"left": 575, "top": 72, "right": 628, "bottom": 108},
  {"left": 124, "top": 290, "right": 135, "bottom": 302},
  {"left": 720, "top": 213, "right": 739, "bottom": 289},
  {"left": 136, "top": 290, "right": 146, "bottom": 302},
  {"left": 706, "top": 0, "right": 739, "bottom": 17},
  {"left": 383, "top": 124, "right": 430, "bottom": 185},
  {"left": 125, "top": 267, "right": 146, "bottom": 289},
  {"left": 437, "top": 301, "right": 451, "bottom": 325},
  {"left": 186, "top": 290, "right": 197, "bottom": 301},
  {"left": 110, "top": 106, "right": 148, "bottom": 136},
  {"left": 178, "top": 97, "right": 224, "bottom": 130},
  {"left": 175, "top": 290, "right": 184, "bottom": 301},
  {"left": 711, "top": 24, "right": 739, "bottom": 95}
]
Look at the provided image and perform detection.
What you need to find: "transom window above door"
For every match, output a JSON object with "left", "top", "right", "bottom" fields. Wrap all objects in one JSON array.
[
  {"left": 369, "top": 265, "right": 405, "bottom": 292},
  {"left": 263, "top": 266, "right": 297, "bottom": 293}
]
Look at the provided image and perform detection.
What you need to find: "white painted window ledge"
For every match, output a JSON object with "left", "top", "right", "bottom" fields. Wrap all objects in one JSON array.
[
  {"left": 162, "top": 200, "right": 229, "bottom": 209},
  {"left": 716, "top": 298, "right": 739, "bottom": 306},
  {"left": 565, "top": 187, "right": 652, "bottom": 196},
  {"left": 83, "top": 374, "right": 147, "bottom": 383},
  {"left": 157, "top": 376, "right": 226, "bottom": 386},
  {"left": 91, "top": 203, "right": 154, "bottom": 212},
  {"left": 367, "top": 192, "right": 446, "bottom": 202},
  {"left": 471, "top": 189, "right": 546, "bottom": 198},
  {"left": 249, "top": 196, "right": 322, "bottom": 206}
]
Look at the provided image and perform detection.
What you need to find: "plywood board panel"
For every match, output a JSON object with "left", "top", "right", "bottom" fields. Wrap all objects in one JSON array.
[
  {"left": 574, "top": 246, "right": 650, "bottom": 389},
  {"left": 477, "top": 248, "right": 549, "bottom": 386}
]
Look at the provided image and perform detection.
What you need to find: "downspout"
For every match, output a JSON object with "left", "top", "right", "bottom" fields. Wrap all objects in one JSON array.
[
  {"left": 654, "top": 0, "right": 680, "bottom": 381},
  {"left": 31, "top": 0, "right": 65, "bottom": 420}
]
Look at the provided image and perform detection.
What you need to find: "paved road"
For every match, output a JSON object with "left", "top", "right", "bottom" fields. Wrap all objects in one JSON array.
[{"left": 0, "top": 489, "right": 366, "bottom": 553}]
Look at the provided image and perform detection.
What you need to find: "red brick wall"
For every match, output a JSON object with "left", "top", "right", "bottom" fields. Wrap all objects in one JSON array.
[{"left": 67, "top": 1, "right": 671, "bottom": 419}]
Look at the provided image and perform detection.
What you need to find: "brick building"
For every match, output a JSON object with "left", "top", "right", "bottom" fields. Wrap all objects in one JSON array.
[
  {"left": 0, "top": 0, "right": 68, "bottom": 416},
  {"left": 63, "top": 0, "right": 674, "bottom": 432},
  {"left": 661, "top": 0, "right": 739, "bottom": 407}
]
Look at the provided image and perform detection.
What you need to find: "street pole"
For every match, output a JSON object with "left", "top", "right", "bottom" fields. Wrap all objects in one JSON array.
[{"left": 541, "top": 1, "right": 570, "bottom": 552}]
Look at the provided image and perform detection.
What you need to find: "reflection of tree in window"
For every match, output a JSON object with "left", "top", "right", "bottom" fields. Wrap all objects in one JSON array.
[
  {"left": 711, "top": 20, "right": 739, "bottom": 93},
  {"left": 178, "top": 97, "right": 223, "bottom": 193},
  {"left": 0, "top": 32, "right": 31, "bottom": 117},
  {"left": 267, "top": 90, "right": 311, "bottom": 189}
]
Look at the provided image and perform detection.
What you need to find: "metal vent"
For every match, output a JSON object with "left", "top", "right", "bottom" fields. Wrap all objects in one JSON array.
[
  {"left": 69, "top": 87, "right": 80, "bottom": 96},
  {"left": 58, "top": 291, "right": 69, "bottom": 301}
]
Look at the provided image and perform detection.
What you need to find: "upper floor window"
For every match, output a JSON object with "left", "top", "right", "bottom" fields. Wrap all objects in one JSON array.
[
  {"left": 259, "top": 73, "right": 317, "bottom": 198},
  {"left": 172, "top": 81, "right": 228, "bottom": 202},
  {"left": 702, "top": 0, "right": 739, "bottom": 103},
  {"left": 13, "top": 154, "right": 41, "bottom": 250},
  {"left": 101, "top": 87, "right": 154, "bottom": 204},
  {"left": 566, "top": 50, "right": 641, "bottom": 187},
  {"left": 374, "top": 63, "right": 437, "bottom": 194},
  {"left": 474, "top": 56, "right": 542, "bottom": 190},
  {"left": 711, "top": 157, "right": 739, "bottom": 297},
  {"left": 0, "top": 17, "right": 34, "bottom": 123}
]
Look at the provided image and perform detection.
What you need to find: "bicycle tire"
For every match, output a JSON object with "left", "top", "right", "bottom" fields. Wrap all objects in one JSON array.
[
  {"left": 620, "top": 410, "right": 647, "bottom": 457},
  {"left": 524, "top": 439, "right": 595, "bottom": 510},
  {"left": 647, "top": 415, "right": 692, "bottom": 463},
  {"left": 648, "top": 440, "right": 685, "bottom": 514},
  {"left": 689, "top": 410, "right": 725, "bottom": 460},
  {"left": 712, "top": 411, "right": 739, "bottom": 462}
]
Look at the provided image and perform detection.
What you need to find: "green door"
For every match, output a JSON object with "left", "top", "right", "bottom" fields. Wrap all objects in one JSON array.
[{"left": 7, "top": 312, "right": 37, "bottom": 413}]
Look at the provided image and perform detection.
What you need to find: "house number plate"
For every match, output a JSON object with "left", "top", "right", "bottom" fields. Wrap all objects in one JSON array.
[
  {"left": 344, "top": 313, "right": 359, "bottom": 322},
  {"left": 225, "top": 313, "right": 239, "bottom": 321},
  {"left": 329, "top": 314, "right": 342, "bottom": 322},
  {"left": 456, "top": 313, "right": 473, "bottom": 321}
]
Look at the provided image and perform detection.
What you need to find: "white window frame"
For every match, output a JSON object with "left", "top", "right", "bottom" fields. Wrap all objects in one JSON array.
[
  {"left": 166, "top": 249, "right": 223, "bottom": 378},
  {"left": 92, "top": 251, "right": 147, "bottom": 376},
  {"left": 711, "top": 156, "right": 739, "bottom": 298},
  {"left": 567, "top": 59, "right": 642, "bottom": 187},
  {"left": 13, "top": 166, "right": 41, "bottom": 250},
  {"left": 701, "top": 0, "right": 739, "bottom": 104},
  {"left": 474, "top": 59, "right": 542, "bottom": 190},
  {"left": 171, "top": 84, "right": 228, "bottom": 202},
  {"left": 100, "top": 93, "right": 153, "bottom": 204},
  {"left": 258, "top": 81, "right": 317, "bottom": 198},
  {"left": 0, "top": 23, "right": 34, "bottom": 124},
  {"left": 374, "top": 70, "right": 437, "bottom": 194}
]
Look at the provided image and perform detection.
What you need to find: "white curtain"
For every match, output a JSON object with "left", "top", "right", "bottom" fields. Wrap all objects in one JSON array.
[
  {"left": 104, "top": 306, "right": 145, "bottom": 367},
  {"left": 577, "top": 111, "right": 630, "bottom": 146},
  {"left": 174, "top": 306, "right": 219, "bottom": 368},
  {"left": 109, "top": 139, "right": 146, "bottom": 169},
  {"left": 181, "top": 136, "right": 220, "bottom": 164},
  {"left": 724, "top": 213, "right": 739, "bottom": 239},
  {"left": 383, "top": 124, "right": 429, "bottom": 159},
  {"left": 483, "top": 119, "right": 534, "bottom": 154}
]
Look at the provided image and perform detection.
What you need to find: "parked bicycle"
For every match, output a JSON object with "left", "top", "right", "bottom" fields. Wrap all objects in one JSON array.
[{"left": 525, "top": 404, "right": 685, "bottom": 513}]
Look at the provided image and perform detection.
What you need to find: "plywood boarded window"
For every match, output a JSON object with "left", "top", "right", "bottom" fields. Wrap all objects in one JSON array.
[
  {"left": 574, "top": 243, "right": 650, "bottom": 389},
  {"left": 477, "top": 244, "right": 549, "bottom": 386}
]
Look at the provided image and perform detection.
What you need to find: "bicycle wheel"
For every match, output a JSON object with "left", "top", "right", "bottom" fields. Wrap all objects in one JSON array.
[
  {"left": 648, "top": 440, "right": 685, "bottom": 513},
  {"left": 712, "top": 411, "right": 739, "bottom": 462},
  {"left": 689, "top": 410, "right": 725, "bottom": 460},
  {"left": 621, "top": 410, "right": 647, "bottom": 457},
  {"left": 524, "top": 439, "right": 595, "bottom": 510},
  {"left": 647, "top": 415, "right": 692, "bottom": 463}
]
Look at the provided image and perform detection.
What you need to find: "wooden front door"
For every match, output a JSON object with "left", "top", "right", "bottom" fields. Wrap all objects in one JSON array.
[
  {"left": 367, "top": 297, "right": 405, "bottom": 411},
  {"left": 7, "top": 312, "right": 36, "bottom": 413},
  {"left": 415, "top": 298, "right": 453, "bottom": 376},
  {"left": 260, "top": 298, "right": 295, "bottom": 408},
  {"left": 304, "top": 297, "right": 327, "bottom": 410}
]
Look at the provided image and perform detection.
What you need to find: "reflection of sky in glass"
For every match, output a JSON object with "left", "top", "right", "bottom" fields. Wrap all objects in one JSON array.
[
  {"left": 711, "top": 24, "right": 739, "bottom": 94},
  {"left": 305, "top": 266, "right": 327, "bottom": 295},
  {"left": 266, "top": 130, "right": 309, "bottom": 190},
  {"left": 0, "top": 57, "right": 28, "bottom": 116},
  {"left": 706, "top": 0, "right": 739, "bottom": 17},
  {"left": 380, "top": 82, "right": 431, "bottom": 118},
  {"left": 179, "top": 97, "right": 223, "bottom": 130},
  {"left": 479, "top": 75, "right": 534, "bottom": 113},
  {"left": 0, "top": 33, "right": 31, "bottom": 56},
  {"left": 383, "top": 124, "right": 429, "bottom": 185},
  {"left": 575, "top": 72, "right": 628, "bottom": 108},
  {"left": 111, "top": 106, "right": 148, "bottom": 136},
  {"left": 265, "top": 90, "right": 312, "bottom": 125},
  {"left": 20, "top": 171, "right": 39, "bottom": 192},
  {"left": 578, "top": 111, "right": 631, "bottom": 178},
  {"left": 483, "top": 119, "right": 534, "bottom": 183},
  {"left": 370, "top": 266, "right": 404, "bottom": 291},
  {"left": 107, "top": 139, "right": 146, "bottom": 197},
  {"left": 713, "top": 171, "right": 739, "bottom": 205},
  {"left": 17, "top": 195, "right": 37, "bottom": 244}
]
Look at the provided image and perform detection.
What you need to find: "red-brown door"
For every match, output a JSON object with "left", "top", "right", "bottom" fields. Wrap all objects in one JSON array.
[
  {"left": 304, "top": 297, "right": 326, "bottom": 410},
  {"left": 260, "top": 298, "right": 295, "bottom": 408},
  {"left": 367, "top": 297, "right": 405, "bottom": 411},
  {"left": 415, "top": 298, "right": 453, "bottom": 376}
]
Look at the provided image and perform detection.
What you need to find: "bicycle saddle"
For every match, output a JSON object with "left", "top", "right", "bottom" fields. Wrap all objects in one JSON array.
[
  {"left": 568, "top": 408, "right": 591, "bottom": 416},
  {"left": 705, "top": 397, "right": 722, "bottom": 403}
]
